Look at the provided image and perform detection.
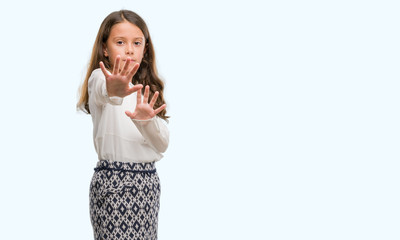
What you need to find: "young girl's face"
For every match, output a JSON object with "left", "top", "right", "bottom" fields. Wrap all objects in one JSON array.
[{"left": 104, "top": 21, "right": 146, "bottom": 71}]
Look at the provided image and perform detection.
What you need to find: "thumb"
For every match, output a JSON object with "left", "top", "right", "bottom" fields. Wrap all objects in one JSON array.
[
  {"left": 125, "top": 111, "right": 135, "bottom": 119},
  {"left": 126, "top": 84, "right": 143, "bottom": 96}
]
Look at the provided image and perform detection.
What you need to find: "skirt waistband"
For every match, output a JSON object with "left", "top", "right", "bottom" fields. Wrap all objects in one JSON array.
[{"left": 94, "top": 159, "right": 156, "bottom": 173}]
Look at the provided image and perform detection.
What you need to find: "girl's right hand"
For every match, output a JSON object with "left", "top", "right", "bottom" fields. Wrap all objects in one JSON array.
[{"left": 99, "top": 55, "right": 143, "bottom": 98}]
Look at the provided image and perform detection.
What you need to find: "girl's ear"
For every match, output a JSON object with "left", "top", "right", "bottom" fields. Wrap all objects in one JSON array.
[{"left": 103, "top": 44, "right": 109, "bottom": 57}]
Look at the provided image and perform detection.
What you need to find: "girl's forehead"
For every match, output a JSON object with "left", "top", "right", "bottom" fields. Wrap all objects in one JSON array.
[{"left": 109, "top": 21, "right": 144, "bottom": 39}]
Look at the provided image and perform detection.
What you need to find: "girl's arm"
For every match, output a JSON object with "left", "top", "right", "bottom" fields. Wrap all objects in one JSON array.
[
  {"left": 126, "top": 85, "right": 169, "bottom": 153},
  {"left": 132, "top": 117, "right": 169, "bottom": 153}
]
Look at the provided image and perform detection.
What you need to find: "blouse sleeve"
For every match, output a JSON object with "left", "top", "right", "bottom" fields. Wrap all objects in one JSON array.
[
  {"left": 88, "top": 69, "right": 124, "bottom": 106},
  {"left": 131, "top": 117, "right": 169, "bottom": 153}
]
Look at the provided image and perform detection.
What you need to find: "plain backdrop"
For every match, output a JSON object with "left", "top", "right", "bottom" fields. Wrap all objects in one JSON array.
[{"left": 0, "top": 0, "right": 399, "bottom": 239}]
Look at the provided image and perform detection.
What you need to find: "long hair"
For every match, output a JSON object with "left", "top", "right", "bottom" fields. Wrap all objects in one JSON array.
[{"left": 77, "top": 10, "right": 168, "bottom": 121}]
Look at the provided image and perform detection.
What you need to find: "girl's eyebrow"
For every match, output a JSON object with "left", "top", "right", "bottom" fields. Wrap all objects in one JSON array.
[{"left": 113, "top": 36, "right": 145, "bottom": 40}]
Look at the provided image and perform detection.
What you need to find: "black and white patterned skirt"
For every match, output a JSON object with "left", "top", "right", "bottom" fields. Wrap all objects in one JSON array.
[{"left": 89, "top": 160, "right": 161, "bottom": 240}]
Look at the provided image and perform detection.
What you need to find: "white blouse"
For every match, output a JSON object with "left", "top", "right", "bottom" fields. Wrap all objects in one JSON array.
[{"left": 88, "top": 68, "right": 169, "bottom": 163}]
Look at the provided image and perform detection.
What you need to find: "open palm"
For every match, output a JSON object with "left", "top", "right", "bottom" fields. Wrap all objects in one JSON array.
[
  {"left": 125, "top": 85, "right": 166, "bottom": 120},
  {"left": 100, "top": 56, "right": 143, "bottom": 98}
]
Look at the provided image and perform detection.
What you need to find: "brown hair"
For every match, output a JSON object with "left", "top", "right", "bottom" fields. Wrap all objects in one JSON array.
[{"left": 77, "top": 10, "right": 168, "bottom": 120}]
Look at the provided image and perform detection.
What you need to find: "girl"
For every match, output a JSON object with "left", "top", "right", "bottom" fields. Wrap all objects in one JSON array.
[{"left": 77, "top": 10, "right": 169, "bottom": 240}]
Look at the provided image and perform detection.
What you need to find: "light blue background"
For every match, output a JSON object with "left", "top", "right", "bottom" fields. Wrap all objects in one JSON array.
[{"left": 0, "top": 0, "right": 399, "bottom": 239}]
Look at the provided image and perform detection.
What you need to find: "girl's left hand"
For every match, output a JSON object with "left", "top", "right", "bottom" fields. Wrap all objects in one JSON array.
[{"left": 125, "top": 85, "right": 166, "bottom": 120}]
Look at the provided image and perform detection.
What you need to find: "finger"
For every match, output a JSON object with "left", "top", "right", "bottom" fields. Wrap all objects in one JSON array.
[
  {"left": 154, "top": 104, "right": 166, "bottom": 115},
  {"left": 99, "top": 62, "right": 110, "bottom": 78},
  {"left": 143, "top": 85, "right": 150, "bottom": 103},
  {"left": 149, "top": 91, "right": 159, "bottom": 108},
  {"left": 137, "top": 85, "right": 142, "bottom": 103},
  {"left": 120, "top": 57, "right": 131, "bottom": 76},
  {"left": 126, "top": 84, "right": 143, "bottom": 96},
  {"left": 127, "top": 63, "right": 140, "bottom": 80},
  {"left": 112, "top": 55, "right": 121, "bottom": 75},
  {"left": 125, "top": 110, "right": 135, "bottom": 119}
]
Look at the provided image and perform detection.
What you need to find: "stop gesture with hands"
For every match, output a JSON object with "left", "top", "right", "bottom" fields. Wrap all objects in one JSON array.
[
  {"left": 100, "top": 55, "right": 142, "bottom": 98},
  {"left": 100, "top": 55, "right": 166, "bottom": 120},
  {"left": 125, "top": 85, "right": 166, "bottom": 120}
]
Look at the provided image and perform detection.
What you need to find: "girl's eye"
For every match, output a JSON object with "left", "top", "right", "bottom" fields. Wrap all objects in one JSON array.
[
  {"left": 135, "top": 42, "right": 142, "bottom": 46},
  {"left": 117, "top": 41, "right": 124, "bottom": 45}
]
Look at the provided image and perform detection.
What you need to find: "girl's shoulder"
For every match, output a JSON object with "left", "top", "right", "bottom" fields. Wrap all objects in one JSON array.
[
  {"left": 88, "top": 68, "right": 106, "bottom": 91},
  {"left": 90, "top": 68, "right": 104, "bottom": 80},
  {"left": 88, "top": 68, "right": 106, "bottom": 86}
]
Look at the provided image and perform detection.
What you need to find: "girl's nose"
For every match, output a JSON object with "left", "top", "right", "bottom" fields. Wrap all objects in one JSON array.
[{"left": 126, "top": 44, "right": 134, "bottom": 55}]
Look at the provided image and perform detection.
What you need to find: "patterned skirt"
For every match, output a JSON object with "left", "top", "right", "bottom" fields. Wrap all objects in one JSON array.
[{"left": 89, "top": 160, "right": 161, "bottom": 240}]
